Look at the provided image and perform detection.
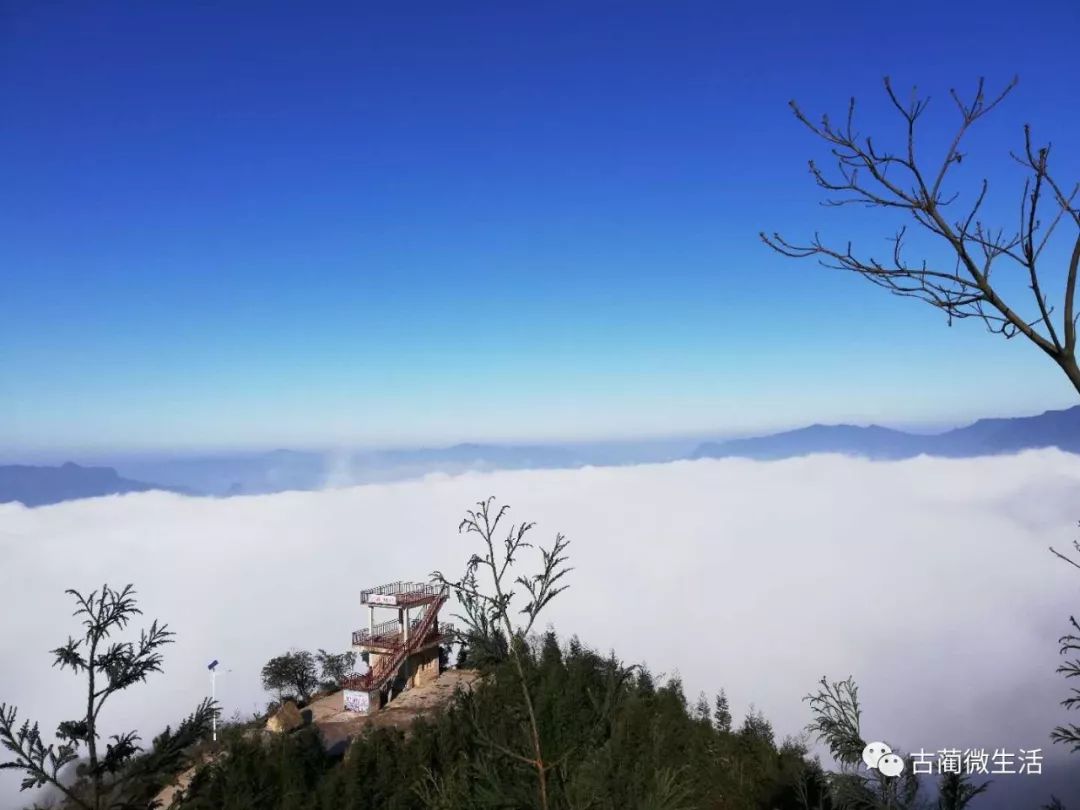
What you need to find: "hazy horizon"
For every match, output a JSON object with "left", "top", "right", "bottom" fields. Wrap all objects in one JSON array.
[{"left": 3, "top": 399, "right": 1073, "bottom": 464}]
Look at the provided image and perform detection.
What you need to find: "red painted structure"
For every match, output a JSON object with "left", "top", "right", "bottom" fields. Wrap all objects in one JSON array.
[{"left": 342, "top": 581, "right": 452, "bottom": 693}]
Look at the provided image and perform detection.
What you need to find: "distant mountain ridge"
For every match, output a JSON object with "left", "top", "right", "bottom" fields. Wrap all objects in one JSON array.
[
  {"left": 101, "top": 440, "right": 694, "bottom": 497},
  {"left": 691, "top": 405, "right": 1080, "bottom": 461},
  {"left": 0, "top": 462, "right": 191, "bottom": 507},
  {"left": 5, "top": 406, "right": 1076, "bottom": 507}
]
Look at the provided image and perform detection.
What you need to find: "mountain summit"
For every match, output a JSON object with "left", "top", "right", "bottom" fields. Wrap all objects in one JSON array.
[
  {"left": 691, "top": 405, "right": 1080, "bottom": 461},
  {"left": 0, "top": 462, "right": 188, "bottom": 507}
]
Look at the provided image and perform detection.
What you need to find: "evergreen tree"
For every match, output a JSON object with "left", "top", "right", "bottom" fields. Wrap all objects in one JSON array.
[
  {"left": 694, "top": 692, "right": 710, "bottom": 724},
  {"left": 804, "top": 675, "right": 975, "bottom": 810},
  {"left": 182, "top": 631, "right": 827, "bottom": 810},
  {"left": 739, "top": 708, "right": 774, "bottom": 748},
  {"left": 937, "top": 771, "right": 991, "bottom": 810},
  {"left": 714, "top": 689, "right": 732, "bottom": 733}
]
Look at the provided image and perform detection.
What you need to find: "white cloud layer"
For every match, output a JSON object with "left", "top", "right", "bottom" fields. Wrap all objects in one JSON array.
[{"left": 3, "top": 451, "right": 1080, "bottom": 807}]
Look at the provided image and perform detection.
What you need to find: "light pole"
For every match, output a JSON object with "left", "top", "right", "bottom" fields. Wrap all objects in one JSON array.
[{"left": 207, "top": 659, "right": 219, "bottom": 742}]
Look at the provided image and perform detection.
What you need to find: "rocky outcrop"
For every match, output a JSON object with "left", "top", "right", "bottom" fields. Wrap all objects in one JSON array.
[{"left": 265, "top": 700, "right": 304, "bottom": 734}]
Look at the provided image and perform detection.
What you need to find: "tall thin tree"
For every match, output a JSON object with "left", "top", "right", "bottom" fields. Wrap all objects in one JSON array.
[
  {"left": 0, "top": 584, "right": 215, "bottom": 810},
  {"left": 431, "top": 497, "right": 572, "bottom": 810}
]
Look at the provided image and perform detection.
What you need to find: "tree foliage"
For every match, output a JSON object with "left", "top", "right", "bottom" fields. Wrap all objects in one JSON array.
[
  {"left": 262, "top": 650, "right": 320, "bottom": 705},
  {"left": 181, "top": 634, "right": 829, "bottom": 810},
  {"left": 714, "top": 689, "right": 733, "bottom": 734},
  {"left": 805, "top": 675, "right": 992, "bottom": 810},
  {"left": 1050, "top": 525, "right": 1080, "bottom": 752},
  {"left": 936, "top": 771, "right": 991, "bottom": 810},
  {"left": 0, "top": 584, "right": 214, "bottom": 810},
  {"left": 315, "top": 649, "right": 358, "bottom": 689},
  {"left": 805, "top": 676, "right": 864, "bottom": 768},
  {"left": 430, "top": 497, "right": 573, "bottom": 810}
]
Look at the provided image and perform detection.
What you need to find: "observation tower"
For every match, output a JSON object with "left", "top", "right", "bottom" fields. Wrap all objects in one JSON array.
[{"left": 342, "top": 581, "right": 453, "bottom": 714}]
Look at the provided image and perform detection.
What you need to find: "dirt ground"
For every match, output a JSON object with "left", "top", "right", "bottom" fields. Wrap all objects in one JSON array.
[
  {"left": 312, "top": 668, "right": 481, "bottom": 755},
  {"left": 153, "top": 752, "right": 223, "bottom": 809}
]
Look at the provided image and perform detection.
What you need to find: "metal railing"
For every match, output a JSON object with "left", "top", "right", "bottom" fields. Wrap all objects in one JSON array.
[
  {"left": 352, "top": 612, "right": 457, "bottom": 649},
  {"left": 352, "top": 616, "right": 421, "bottom": 647},
  {"left": 360, "top": 581, "right": 445, "bottom": 605},
  {"left": 342, "top": 594, "right": 449, "bottom": 692}
]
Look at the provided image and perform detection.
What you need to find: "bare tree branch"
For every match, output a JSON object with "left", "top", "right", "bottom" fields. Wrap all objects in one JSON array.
[{"left": 763, "top": 76, "right": 1080, "bottom": 396}]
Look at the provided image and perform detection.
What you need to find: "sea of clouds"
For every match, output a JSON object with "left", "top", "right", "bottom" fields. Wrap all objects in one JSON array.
[{"left": 3, "top": 451, "right": 1080, "bottom": 807}]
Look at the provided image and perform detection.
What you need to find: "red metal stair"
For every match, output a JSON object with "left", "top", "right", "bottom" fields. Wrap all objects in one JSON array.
[{"left": 343, "top": 593, "right": 448, "bottom": 692}]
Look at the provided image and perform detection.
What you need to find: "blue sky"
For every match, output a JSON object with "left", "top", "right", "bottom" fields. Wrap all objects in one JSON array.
[{"left": 3, "top": 1, "right": 1078, "bottom": 454}]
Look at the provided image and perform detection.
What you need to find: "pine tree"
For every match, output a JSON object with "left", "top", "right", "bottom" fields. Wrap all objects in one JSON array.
[
  {"left": 694, "top": 692, "right": 711, "bottom": 723},
  {"left": 714, "top": 688, "right": 732, "bottom": 733}
]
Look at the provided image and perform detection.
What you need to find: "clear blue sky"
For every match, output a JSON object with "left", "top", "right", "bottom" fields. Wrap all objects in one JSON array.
[{"left": 3, "top": 1, "right": 1078, "bottom": 454}]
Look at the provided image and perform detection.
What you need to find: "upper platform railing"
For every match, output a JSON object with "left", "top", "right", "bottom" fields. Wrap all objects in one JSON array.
[{"left": 360, "top": 581, "right": 446, "bottom": 607}]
